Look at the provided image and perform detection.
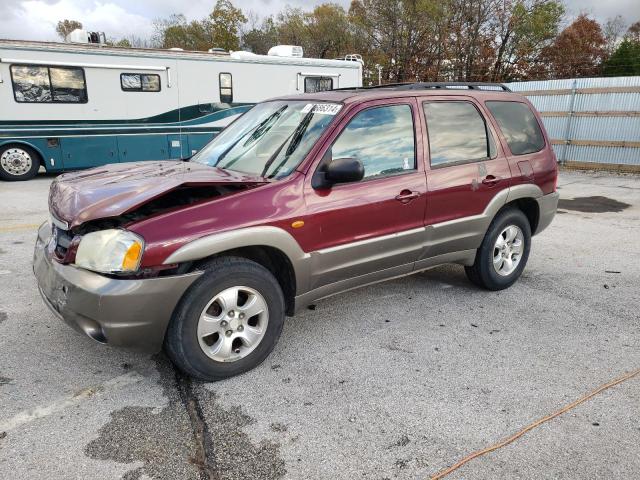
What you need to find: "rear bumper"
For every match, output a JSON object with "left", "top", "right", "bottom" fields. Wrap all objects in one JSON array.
[
  {"left": 33, "top": 222, "right": 201, "bottom": 353},
  {"left": 535, "top": 191, "right": 559, "bottom": 235}
]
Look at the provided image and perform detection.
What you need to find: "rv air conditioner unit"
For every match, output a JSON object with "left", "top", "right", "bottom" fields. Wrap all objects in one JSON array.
[
  {"left": 67, "top": 29, "right": 106, "bottom": 44},
  {"left": 268, "top": 45, "right": 303, "bottom": 58}
]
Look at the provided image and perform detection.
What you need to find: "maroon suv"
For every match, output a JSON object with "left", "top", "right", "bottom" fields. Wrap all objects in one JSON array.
[{"left": 34, "top": 82, "right": 559, "bottom": 381}]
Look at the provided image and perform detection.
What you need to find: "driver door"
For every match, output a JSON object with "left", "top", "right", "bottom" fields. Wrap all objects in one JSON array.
[{"left": 302, "top": 98, "right": 427, "bottom": 291}]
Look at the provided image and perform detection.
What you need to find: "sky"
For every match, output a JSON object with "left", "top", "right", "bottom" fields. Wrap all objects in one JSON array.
[{"left": 1, "top": 0, "right": 639, "bottom": 43}]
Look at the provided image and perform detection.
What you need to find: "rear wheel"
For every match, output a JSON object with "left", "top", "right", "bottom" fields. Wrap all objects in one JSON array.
[
  {"left": 165, "top": 256, "right": 285, "bottom": 381},
  {"left": 0, "top": 145, "right": 40, "bottom": 181},
  {"left": 465, "top": 208, "right": 531, "bottom": 290}
]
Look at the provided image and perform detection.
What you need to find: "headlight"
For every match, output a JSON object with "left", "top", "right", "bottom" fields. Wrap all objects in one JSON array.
[{"left": 75, "top": 229, "right": 144, "bottom": 274}]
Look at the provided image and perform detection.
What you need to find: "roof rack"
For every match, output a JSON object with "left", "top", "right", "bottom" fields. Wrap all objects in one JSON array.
[{"left": 335, "top": 82, "right": 512, "bottom": 92}]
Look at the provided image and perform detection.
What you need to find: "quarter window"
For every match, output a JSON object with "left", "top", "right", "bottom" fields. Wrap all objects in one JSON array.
[
  {"left": 11, "top": 65, "right": 87, "bottom": 103},
  {"left": 305, "top": 77, "right": 333, "bottom": 93},
  {"left": 219, "top": 73, "right": 233, "bottom": 103},
  {"left": 121, "top": 73, "right": 161, "bottom": 92},
  {"left": 486, "top": 101, "right": 545, "bottom": 155},
  {"left": 424, "top": 101, "right": 494, "bottom": 166},
  {"left": 331, "top": 104, "right": 416, "bottom": 180}
]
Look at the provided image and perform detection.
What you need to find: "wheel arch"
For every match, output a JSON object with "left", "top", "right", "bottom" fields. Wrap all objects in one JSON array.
[
  {"left": 503, "top": 184, "right": 543, "bottom": 235},
  {"left": 164, "top": 226, "right": 311, "bottom": 316},
  {"left": 0, "top": 140, "right": 46, "bottom": 167}
]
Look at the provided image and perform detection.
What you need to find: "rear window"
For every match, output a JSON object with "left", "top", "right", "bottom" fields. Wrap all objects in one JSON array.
[{"left": 486, "top": 101, "right": 545, "bottom": 155}]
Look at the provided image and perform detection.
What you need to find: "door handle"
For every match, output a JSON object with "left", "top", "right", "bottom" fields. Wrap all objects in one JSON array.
[
  {"left": 482, "top": 175, "right": 501, "bottom": 186},
  {"left": 395, "top": 190, "right": 421, "bottom": 203}
]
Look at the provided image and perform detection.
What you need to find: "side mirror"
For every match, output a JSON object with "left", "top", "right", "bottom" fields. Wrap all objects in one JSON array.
[
  {"left": 312, "top": 151, "right": 364, "bottom": 189},
  {"left": 326, "top": 158, "right": 364, "bottom": 184}
]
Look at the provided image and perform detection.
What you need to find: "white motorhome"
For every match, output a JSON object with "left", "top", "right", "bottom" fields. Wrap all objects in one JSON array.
[{"left": 0, "top": 39, "right": 362, "bottom": 180}]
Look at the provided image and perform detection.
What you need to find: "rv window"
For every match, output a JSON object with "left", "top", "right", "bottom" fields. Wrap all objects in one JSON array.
[
  {"left": 219, "top": 73, "right": 232, "bottom": 103},
  {"left": 121, "top": 73, "right": 161, "bottom": 92},
  {"left": 11, "top": 65, "right": 87, "bottom": 103},
  {"left": 120, "top": 73, "right": 160, "bottom": 92},
  {"left": 304, "top": 77, "right": 333, "bottom": 93}
]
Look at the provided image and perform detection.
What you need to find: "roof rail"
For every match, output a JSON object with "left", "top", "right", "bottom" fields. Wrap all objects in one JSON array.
[{"left": 335, "top": 81, "right": 512, "bottom": 92}]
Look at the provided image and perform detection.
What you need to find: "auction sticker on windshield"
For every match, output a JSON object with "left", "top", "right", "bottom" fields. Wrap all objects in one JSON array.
[{"left": 301, "top": 103, "right": 342, "bottom": 115}]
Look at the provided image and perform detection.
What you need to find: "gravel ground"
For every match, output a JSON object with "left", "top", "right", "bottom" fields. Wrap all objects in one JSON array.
[{"left": 0, "top": 170, "right": 638, "bottom": 480}]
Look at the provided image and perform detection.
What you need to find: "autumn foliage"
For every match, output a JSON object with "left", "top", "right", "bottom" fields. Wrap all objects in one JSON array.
[{"left": 61, "top": 0, "right": 639, "bottom": 83}]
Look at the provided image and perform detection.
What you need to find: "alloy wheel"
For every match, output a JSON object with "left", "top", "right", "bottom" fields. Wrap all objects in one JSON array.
[
  {"left": 493, "top": 225, "right": 524, "bottom": 276},
  {"left": 197, "top": 286, "right": 269, "bottom": 362}
]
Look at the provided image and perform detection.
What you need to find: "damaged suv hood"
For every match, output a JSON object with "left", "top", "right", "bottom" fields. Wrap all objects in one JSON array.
[{"left": 49, "top": 161, "right": 268, "bottom": 228}]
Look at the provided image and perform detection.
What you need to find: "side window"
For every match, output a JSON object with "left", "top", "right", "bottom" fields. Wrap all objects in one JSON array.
[
  {"left": 219, "top": 73, "right": 233, "bottom": 103},
  {"left": 486, "top": 101, "right": 545, "bottom": 155},
  {"left": 304, "top": 77, "right": 333, "bottom": 93},
  {"left": 121, "top": 73, "right": 161, "bottom": 92},
  {"left": 11, "top": 65, "right": 87, "bottom": 103},
  {"left": 331, "top": 104, "right": 416, "bottom": 180},
  {"left": 424, "top": 101, "right": 494, "bottom": 167}
]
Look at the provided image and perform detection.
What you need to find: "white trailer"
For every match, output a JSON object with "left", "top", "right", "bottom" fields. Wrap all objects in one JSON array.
[{"left": 0, "top": 39, "right": 362, "bottom": 179}]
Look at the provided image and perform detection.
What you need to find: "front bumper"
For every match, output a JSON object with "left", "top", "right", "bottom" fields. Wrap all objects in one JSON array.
[
  {"left": 33, "top": 222, "right": 202, "bottom": 352},
  {"left": 534, "top": 191, "right": 560, "bottom": 235}
]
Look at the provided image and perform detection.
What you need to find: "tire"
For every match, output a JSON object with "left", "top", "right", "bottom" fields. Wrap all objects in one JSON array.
[
  {"left": 465, "top": 208, "right": 531, "bottom": 291},
  {"left": 165, "top": 256, "right": 286, "bottom": 381},
  {"left": 0, "top": 144, "right": 41, "bottom": 181}
]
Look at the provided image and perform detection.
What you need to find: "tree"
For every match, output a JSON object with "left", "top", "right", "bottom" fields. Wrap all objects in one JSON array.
[
  {"left": 540, "top": 14, "right": 606, "bottom": 78},
  {"left": 304, "top": 3, "right": 353, "bottom": 58},
  {"left": 602, "top": 16, "right": 626, "bottom": 57},
  {"left": 276, "top": 7, "right": 309, "bottom": 47},
  {"left": 209, "top": 0, "right": 247, "bottom": 50},
  {"left": 603, "top": 21, "right": 640, "bottom": 76},
  {"left": 491, "top": 0, "right": 565, "bottom": 81},
  {"left": 56, "top": 19, "right": 83, "bottom": 40},
  {"left": 349, "top": 0, "right": 447, "bottom": 83},
  {"left": 627, "top": 21, "right": 640, "bottom": 43},
  {"left": 153, "top": 1, "right": 246, "bottom": 52},
  {"left": 241, "top": 13, "right": 279, "bottom": 54}
]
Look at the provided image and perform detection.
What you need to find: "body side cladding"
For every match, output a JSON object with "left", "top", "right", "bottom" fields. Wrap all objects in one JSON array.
[
  {"left": 534, "top": 191, "right": 559, "bottom": 235},
  {"left": 163, "top": 226, "right": 312, "bottom": 294},
  {"left": 162, "top": 185, "right": 552, "bottom": 311}
]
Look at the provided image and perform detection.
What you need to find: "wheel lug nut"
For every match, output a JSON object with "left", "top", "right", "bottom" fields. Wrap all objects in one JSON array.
[
  {"left": 237, "top": 325, "right": 244, "bottom": 332},
  {"left": 228, "top": 310, "right": 235, "bottom": 317},
  {"left": 239, "top": 313, "right": 245, "bottom": 319},
  {"left": 221, "top": 320, "right": 228, "bottom": 327},
  {"left": 225, "top": 330, "right": 232, "bottom": 336}
]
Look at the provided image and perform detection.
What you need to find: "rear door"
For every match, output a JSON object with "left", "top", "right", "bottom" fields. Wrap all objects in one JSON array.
[
  {"left": 485, "top": 100, "right": 554, "bottom": 194},
  {"left": 302, "top": 98, "right": 427, "bottom": 290},
  {"left": 420, "top": 96, "right": 512, "bottom": 259}
]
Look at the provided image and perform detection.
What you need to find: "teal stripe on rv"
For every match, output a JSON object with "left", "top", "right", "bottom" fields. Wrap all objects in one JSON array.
[
  {"left": 0, "top": 104, "right": 253, "bottom": 172},
  {"left": 0, "top": 103, "right": 252, "bottom": 128}
]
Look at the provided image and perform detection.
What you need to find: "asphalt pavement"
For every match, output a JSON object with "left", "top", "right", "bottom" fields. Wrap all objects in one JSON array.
[{"left": 0, "top": 170, "right": 639, "bottom": 479}]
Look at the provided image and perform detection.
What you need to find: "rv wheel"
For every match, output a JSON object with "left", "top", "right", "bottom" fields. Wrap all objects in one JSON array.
[{"left": 0, "top": 145, "right": 41, "bottom": 181}]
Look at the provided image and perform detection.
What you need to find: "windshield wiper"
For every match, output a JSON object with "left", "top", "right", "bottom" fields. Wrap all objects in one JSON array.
[
  {"left": 214, "top": 106, "right": 288, "bottom": 169},
  {"left": 266, "top": 112, "right": 315, "bottom": 178},
  {"left": 261, "top": 111, "right": 314, "bottom": 178}
]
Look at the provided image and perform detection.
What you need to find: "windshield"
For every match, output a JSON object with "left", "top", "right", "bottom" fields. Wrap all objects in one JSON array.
[{"left": 191, "top": 100, "right": 342, "bottom": 179}]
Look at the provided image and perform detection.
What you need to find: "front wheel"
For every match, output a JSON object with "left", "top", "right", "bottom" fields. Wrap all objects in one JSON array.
[
  {"left": 465, "top": 208, "right": 531, "bottom": 290},
  {"left": 165, "top": 257, "right": 285, "bottom": 381},
  {"left": 0, "top": 145, "right": 40, "bottom": 181}
]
